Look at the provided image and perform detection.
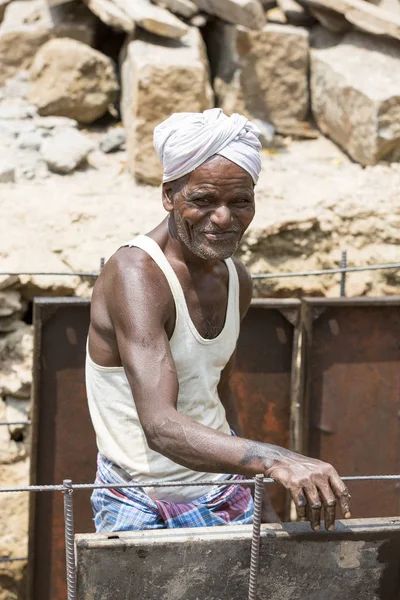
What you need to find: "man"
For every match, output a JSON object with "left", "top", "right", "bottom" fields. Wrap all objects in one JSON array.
[{"left": 86, "top": 108, "right": 351, "bottom": 532}]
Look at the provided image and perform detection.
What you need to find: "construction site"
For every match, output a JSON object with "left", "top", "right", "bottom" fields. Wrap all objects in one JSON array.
[{"left": 1, "top": 0, "right": 400, "bottom": 598}]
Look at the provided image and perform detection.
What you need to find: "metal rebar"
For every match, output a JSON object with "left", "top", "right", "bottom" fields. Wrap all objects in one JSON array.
[
  {"left": 63, "top": 479, "right": 77, "bottom": 600},
  {"left": 340, "top": 249, "right": 347, "bottom": 297},
  {"left": 1, "top": 261, "right": 400, "bottom": 281},
  {"left": 248, "top": 474, "right": 264, "bottom": 600},
  {"left": 251, "top": 262, "right": 400, "bottom": 280},
  {"left": 1, "top": 474, "right": 400, "bottom": 494},
  {"left": 0, "top": 556, "right": 27, "bottom": 563},
  {"left": 0, "top": 421, "right": 31, "bottom": 426}
]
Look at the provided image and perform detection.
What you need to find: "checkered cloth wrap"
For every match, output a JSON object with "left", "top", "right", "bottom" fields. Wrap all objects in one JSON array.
[{"left": 92, "top": 453, "right": 254, "bottom": 532}]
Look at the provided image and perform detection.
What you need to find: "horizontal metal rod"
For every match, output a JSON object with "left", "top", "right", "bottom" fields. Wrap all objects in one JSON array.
[
  {"left": 1, "top": 262, "right": 400, "bottom": 281},
  {"left": 0, "top": 556, "right": 27, "bottom": 563},
  {"left": 252, "top": 263, "right": 400, "bottom": 280},
  {"left": 0, "top": 421, "right": 31, "bottom": 426},
  {"left": 1, "top": 475, "right": 400, "bottom": 494}
]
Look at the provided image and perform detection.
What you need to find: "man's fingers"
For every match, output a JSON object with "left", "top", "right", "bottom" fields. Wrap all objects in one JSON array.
[
  {"left": 318, "top": 485, "right": 337, "bottom": 531},
  {"left": 329, "top": 472, "right": 351, "bottom": 518},
  {"left": 304, "top": 486, "right": 322, "bottom": 531},
  {"left": 290, "top": 488, "right": 307, "bottom": 521}
]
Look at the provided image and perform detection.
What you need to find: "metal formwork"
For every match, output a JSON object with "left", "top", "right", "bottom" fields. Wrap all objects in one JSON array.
[
  {"left": 27, "top": 297, "right": 298, "bottom": 600},
  {"left": 232, "top": 299, "right": 300, "bottom": 519},
  {"left": 28, "top": 298, "right": 96, "bottom": 600},
  {"left": 299, "top": 297, "right": 400, "bottom": 519}
]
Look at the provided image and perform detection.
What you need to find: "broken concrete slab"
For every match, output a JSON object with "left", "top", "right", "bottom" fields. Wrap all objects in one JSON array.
[
  {"left": 192, "top": 0, "right": 266, "bottom": 29},
  {"left": 76, "top": 518, "right": 400, "bottom": 600},
  {"left": 311, "top": 31, "right": 400, "bottom": 165},
  {"left": 121, "top": 27, "right": 213, "bottom": 185},
  {"left": 298, "top": 0, "right": 400, "bottom": 40},
  {"left": 216, "top": 24, "right": 310, "bottom": 127}
]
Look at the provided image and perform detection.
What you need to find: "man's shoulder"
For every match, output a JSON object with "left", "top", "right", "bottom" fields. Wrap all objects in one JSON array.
[
  {"left": 231, "top": 258, "right": 253, "bottom": 318},
  {"left": 99, "top": 246, "right": 172, "bottom": 306}
]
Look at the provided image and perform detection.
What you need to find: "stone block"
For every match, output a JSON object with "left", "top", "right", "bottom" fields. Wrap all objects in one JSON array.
[
  {"left": 215, "top": 24, "right": 310, "bottom": 127},
  {"left": 0, "top": 0, "right": 96, "bottom": 86},
  {"left": 41, "top": 127, "right": 95, "bottom": 173},
  {"left": 299, "top": 0, "right": 400, "bottom": 40},
  {"left": 192, "top": 0, "right": 265, "bottom": 29},
  {"left": 113, "top": 0, "right": 188, "bottom": 39},
  {"left": 28, "top": 38, "right": 119, "bottom": 124},
  {"left": 76, "top": 518, "right": 400, "bottom": 600},
  {"left": 121, "top": 27, "right": 213, "bottom": 185},
  {"left": 311, "top": 32, "right": 400, "bottom": 165}
]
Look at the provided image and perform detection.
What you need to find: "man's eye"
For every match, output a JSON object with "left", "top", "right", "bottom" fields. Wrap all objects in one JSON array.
[
  {"left": 234, "top": 198, "right": 251, "bottom": 204},
  {"left": 191, "top": 198, "right": 211, "bottom": 205}
]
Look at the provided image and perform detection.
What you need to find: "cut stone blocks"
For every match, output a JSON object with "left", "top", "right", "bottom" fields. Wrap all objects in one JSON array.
[
  {"left": 311, "top": 31, "right": 400, "bottom": 165},
  {"left": 215, "top": 23, "right": 310, "bottom": 127},
  {"left": 120, "top": 27, "right": 213, "bottom": 186}
]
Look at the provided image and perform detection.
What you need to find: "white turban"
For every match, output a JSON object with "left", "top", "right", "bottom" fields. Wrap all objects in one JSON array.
[{"left": 153, "top": 108, "right": 262, "bottom": 185}]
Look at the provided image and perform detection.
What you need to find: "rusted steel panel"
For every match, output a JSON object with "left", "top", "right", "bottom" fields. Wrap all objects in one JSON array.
[
  {"left": 28, "top": 298, "right": 96, "bottom": 600},
  {"left": 301, "top": 297, "right": 400, "bottom": 519},
  {"left": 231, "top": 299, "right": 300, "bottom": 519}
]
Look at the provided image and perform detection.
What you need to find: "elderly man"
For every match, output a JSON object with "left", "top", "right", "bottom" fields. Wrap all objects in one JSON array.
[{"left": 86, "top": 108, "right": 351, "bottom": 532}]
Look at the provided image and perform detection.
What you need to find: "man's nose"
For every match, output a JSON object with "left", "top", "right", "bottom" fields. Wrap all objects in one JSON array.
[{"left": 210, "top": 205, "right": 232, "bottom": 229}]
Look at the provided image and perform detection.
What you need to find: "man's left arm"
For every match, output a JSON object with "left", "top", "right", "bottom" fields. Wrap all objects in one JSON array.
[{"left": 217, "top": 260, "right": 281, "bottom": 523}]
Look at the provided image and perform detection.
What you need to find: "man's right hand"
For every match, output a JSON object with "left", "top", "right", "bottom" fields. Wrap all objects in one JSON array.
[{"left": 265, "top": 452, "right": 351, "bottom": 532}]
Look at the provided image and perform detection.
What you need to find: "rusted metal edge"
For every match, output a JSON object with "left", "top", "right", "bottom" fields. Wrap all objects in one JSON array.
[{"left": 302, "top": 296, "right": 400, "bottom": 308}]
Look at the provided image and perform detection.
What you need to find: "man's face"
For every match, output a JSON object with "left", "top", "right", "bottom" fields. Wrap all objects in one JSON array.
[{"left": 164, "top": 156, "right": 256, "bottom": 260}]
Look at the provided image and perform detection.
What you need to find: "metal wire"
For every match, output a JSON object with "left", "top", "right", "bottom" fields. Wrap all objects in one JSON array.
[
  {"left": 340, "top": 249, "right": 347, "bottom": 297},
  {"left": 248, "top": 474, "right": 264, "bottom": 600},
  {"left": 0, "top": 421, "right": 31, "bottom": 426},
  {"left": 0, "top": 474, "right": 399, "bottom": 494},
  {"left": 0, "top": 556, "right": 27, "bottom": 563},
  {"left": 63, "top": 480, "right": 77, "bottom": 600},
  {"left": 1, "top": 261, "right": 400, "bottom": 281}
]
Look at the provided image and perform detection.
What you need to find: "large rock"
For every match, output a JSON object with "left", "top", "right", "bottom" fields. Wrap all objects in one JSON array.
[
  {"left": 152, "top": 0, "right": 198, "bottom": 18},
  {"left": 121, "top": 27, "right": 214, "bottom": 185},
  {"left": 311, "top": 32, "right": 400, "bottom": 165},
  {"left": 191, "top": 0, "right": 265, "bottom": 28},
  {"left": 298, "top": 0, "right": 400, "bottom": 40},
  {"left": 113, "top": 0, "right": 188, "bottom": 38},
  {"left": 28, "top": 38, "right": 119, "bottom": 123},
  {"left": 82, "top": 0, "right": 134, "bottom": 32},
  {"left": 277, "top": 0, "right": 315, "bottom": 24},
  {"left": 0, "top": 0, "right": 96, "bottom": 85},
  {"left": 41, "top": 127, "right": 95, "bottom": 173},
  {"left": 215, "top": 24, "right": 310, "bottom": 127},
  {"left": 0, "top": 0, "right": 12, "bottom": 23}
]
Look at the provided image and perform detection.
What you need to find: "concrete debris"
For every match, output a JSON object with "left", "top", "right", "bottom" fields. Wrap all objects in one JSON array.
[
  {"left": 311, "top": 31, "right": 400, "bottom": 165},
  {"left": 215, "top": 24, "right": 309, "bottom": 127},
  {"left": 28, "top": 38, "right": 119, "bottom": 124},
  {"left": 266, "top": 6, "right": 288, "bottom": 22},
  {"left": 277, "top": 0, "right": 316, "bottom": 24},
  {"left": 298, "top": 0, "right": 400, "bottom": 40},
  {"left": 121, "top": 27, "right": 213, "bottom": 185},
  {"left": 99, "top": 127, "right": 126, "bottom": 153},
  {"left": 41, "top": 127, "right": 95, "bottom": 173},
  {"left": 0, "top": 0, "right": 96, "bottom": 85},
  {"left": 152, "top": 0, "right": 199, "bottom": 18},
  {"left": 17, "top": 131, "right": 43, "bottom": 151},
  {"left": 191, "top": 0, "right": 266, "bottom": 29},
  {"left": 0, "top": 0, "right": 12, "bottom": 24},
  {"left": 0, "top": 159, "right": 16, "bottom": 183},
  {"left": 5, "top": 396, "right": 29, "bottom": 437},
  {"left": 252, "top": 119, "right": 275, "bottom": 147}
]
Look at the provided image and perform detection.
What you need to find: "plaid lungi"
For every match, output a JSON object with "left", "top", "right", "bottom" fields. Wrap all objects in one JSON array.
[{"left": 91, "top": 453, "right": 254, "bottom": 532}]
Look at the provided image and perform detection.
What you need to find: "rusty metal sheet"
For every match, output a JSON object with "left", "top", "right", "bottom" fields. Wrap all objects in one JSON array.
[
  {"left": 28, "top": 298, "right": 96, "bottom": 600},
  {"left": 231, "top": 299, "right": 300, "bottom": 519},
  {"left": 300, "top": 297, "right": 400, "bottom": 519}
]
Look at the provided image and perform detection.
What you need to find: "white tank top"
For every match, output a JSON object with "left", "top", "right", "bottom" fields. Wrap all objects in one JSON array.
[{"left": 86, "top": 235, "right": 240, "bottom": 502}]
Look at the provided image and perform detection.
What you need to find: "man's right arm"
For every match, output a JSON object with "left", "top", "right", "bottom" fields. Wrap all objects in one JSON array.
[{"left": 104, "top": 250, "right": 351, "bottom": 531}]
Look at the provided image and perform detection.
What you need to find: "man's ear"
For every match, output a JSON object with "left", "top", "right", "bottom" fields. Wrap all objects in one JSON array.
[{"left": 162, "top": 183, "right": 174, "bottom": 213}]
